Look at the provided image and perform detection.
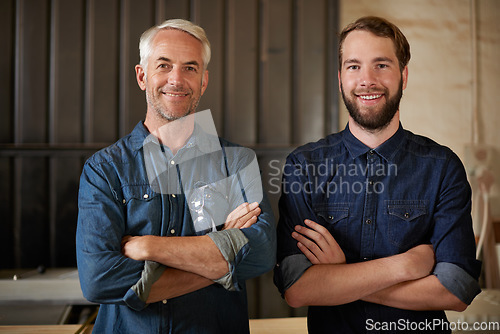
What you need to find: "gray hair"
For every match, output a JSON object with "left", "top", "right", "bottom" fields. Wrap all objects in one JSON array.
[{"left": 139, "top": 19, "right": 211, "bottom": 72}]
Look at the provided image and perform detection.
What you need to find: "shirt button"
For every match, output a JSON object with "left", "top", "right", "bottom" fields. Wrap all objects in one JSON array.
[
  {"left": 404, "top": 212, "right": 410, "bottom": 219},
  {"left": 328, "top": 215, "right": 334, "bottom": 220},
  {"left": 170, "top": 229, "right": 175, "bottom": 234},
  {"left": 143, "top": 194, "right": 149, "bottom": 199},
  {"left": 122, "top": 199, "right": 126, "bottom": 204},
  {"left": 368, "top": 181, "right": 374, "bottom": 185},
  {"left": 369, "top": 150, "right": 375, "bottom": 155},
  {"left": 170, "top": 160, "right": 175, "bottom": 165},
  {"left": 172, "top": 194, "right": 176, "bottom": 198},
  {"left": 162, "top": 299, "right": 167, "bottom": 304},
  {"left": 365, "top": 219, "right": 372, "bottom": 225}
]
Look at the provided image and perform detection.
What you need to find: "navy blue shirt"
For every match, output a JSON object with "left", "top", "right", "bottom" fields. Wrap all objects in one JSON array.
[
  {"left": 77, "top": 121, "right": 276, "bottom": 333},
  {"left": 274, "top": 123, "right": 481, "bottom": 334}
]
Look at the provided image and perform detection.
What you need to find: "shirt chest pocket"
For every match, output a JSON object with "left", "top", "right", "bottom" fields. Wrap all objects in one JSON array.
[
  {"left": 386, "top": 200, "right": 429, "bottom": 250},
  {"left": 119, "top": 184, "right": 161, "bottom": 235},
  {"left": 314, "top": 204, "right": 350, "bottom": 244}
]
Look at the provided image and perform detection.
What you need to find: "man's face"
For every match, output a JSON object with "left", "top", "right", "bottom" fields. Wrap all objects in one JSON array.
[
  {"left": 339, "top": 30, "right": 407, "bottom": 131},
  {"left": 136, "top": 29, "right": 208, "bottom": 122}
]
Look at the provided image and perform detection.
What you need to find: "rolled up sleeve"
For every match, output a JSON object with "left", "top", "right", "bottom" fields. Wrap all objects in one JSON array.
[
  {"left": 431, "top": 153, "right": 482, "bottom": 304},
  {"left": 433, "top": 262, "right": 481, "bottom": 304}
]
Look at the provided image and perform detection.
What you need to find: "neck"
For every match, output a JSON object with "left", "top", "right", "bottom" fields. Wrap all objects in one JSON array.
[
  {"left": 144, "top": 112, "right": 195, "bottom": 155},
  {"left": 348, "top": 112, "right": 400, "bottom": 149}
]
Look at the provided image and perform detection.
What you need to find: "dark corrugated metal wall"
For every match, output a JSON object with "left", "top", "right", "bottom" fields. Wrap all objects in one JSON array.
[{"left": 0, "top": 0, "right": 339, "bottom": 318}]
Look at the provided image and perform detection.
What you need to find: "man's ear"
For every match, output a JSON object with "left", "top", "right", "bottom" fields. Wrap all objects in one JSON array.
[
  {"left": 135, "top": 65, "right": 146, "bottom": 91},
  {"left": 201, "top": 70, "right": 209, "bottom": 96},
  {"left": 338, "top": 70, "right": 342, "bottom": 93},
  {"left": 402, "top": 66, "right": 408, "bottom": 90}
]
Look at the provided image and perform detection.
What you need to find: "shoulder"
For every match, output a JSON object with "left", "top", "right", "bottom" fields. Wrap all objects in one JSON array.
[
  {"left": 84, "top": 127, "right": 146, "bottom": 174},
  {"left": 402, "top": 129, "right": 457, "bottom": 161},
  {"left": 289, "top": 132, "right": 344, "bottom": 163}
]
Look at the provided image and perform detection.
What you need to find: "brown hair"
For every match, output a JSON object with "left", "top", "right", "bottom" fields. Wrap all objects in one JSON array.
[{"left": 338, "top": 16, "right": 410, "bottom": 71}]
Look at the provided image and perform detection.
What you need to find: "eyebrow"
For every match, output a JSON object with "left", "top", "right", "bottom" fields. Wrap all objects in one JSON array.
[
  {"left": 156, "top": 57, "right": 201, "bottom": 67},
  {"left": 343, "top": 57, "right": 394, "bottom": 66}
]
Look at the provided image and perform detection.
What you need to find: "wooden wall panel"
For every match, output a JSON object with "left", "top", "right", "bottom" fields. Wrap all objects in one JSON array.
[
  {"left": 119, "top": 0, "right": 155, "bottom": 137},
  {"left": 225, "top": 0, "right": 258, "bottom": 145},
  {"left": 17, "top": 158, "right": 50, "bottom": 266},
  {"left": 259, "top": 0, "right": 292, "bottom": 145},
  {"left": 0, "top": 0, "right": 15, "bottom": 143},
  {"left": 196, "top": 0, "right": 226, "bottom": 133},
  {"left": 0, "top": 158, "right": 14, "bottom": 269},
  {"left": 86, "top": 0, "right": 120, "bottom": 143},
  {"left": 294, "top": 0, "right": 327, "bottom": 144},
  {"left": 159, "top": 0, "right": 191, "bottom": 21},
  {"left": 0, "top": 0, "right": 339, "bottom": 318},
  {"left": 50, "top": 0, "right": 85, "bottom": 143},
  {"left": 16, "top": 0, "right": 50, "bottom": 143}
]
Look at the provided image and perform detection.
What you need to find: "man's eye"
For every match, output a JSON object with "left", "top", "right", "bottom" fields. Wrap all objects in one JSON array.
[
  {"left": 347, "top": 65, "right": 359, "bottom": 70},
  {"left": 377, "top": 64, "right": 388, "bottom": 69},
  {"left": 185, "top": 66, "right": 197, "bottom": 72}
]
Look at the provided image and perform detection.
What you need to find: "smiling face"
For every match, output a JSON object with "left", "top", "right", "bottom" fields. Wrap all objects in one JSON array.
[
  {"left": 339, "top": 30, "right": 408, "bottom": 131},
  {"left": 136, "top": 29, "right": 208, "bottom": 125}
]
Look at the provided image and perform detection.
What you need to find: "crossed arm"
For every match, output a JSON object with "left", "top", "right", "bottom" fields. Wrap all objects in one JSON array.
[
  {"left": 121, "top": 202, "right": 261, "bottom": 303},
  {"left": 284, "top": 219, "right": 467, "bottom": 312}
]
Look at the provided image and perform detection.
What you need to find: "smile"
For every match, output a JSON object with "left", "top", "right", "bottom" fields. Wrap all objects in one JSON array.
[
  {"left": 359, "top": 94, "right": 382, "bottom": 100},
  {"left": 162, "top": 92, "right": 189, "bottom": 97}
]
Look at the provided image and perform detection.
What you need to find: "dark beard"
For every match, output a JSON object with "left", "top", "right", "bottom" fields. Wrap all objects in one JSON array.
[{"left": 341, "top": 79, "right": 403, "bottom": 131}]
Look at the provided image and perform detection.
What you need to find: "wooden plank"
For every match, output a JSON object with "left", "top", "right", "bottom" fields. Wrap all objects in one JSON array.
[
  {"left": 15, "top": 0, "right": 50, "bottom": 143},
  {"left": 259, "top": 0, "right": 292, "bottom": 145},
  {"left": 0, "top": 0, "right": 14, "bottom": 143},
  {"left": 50, "top": 0, "right": 85, "bottom": 143},
  {"left": 0, "top": 325, "right": 91, "bottom": 334},
  {"left": 225, "top": 0, "right": 258, "bottom": 145}
]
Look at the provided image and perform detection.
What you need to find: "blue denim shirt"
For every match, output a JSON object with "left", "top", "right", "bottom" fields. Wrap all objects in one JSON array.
[
  {"left": 274, "top": 123, "right": 481, "bottom": 334},
  {"left": 76, "top": 121, "right": 276, "bottom": 333}
]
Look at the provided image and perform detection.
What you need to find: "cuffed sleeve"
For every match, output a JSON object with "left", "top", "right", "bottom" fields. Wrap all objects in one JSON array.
[
  {"left": 274, "top": 254, "right": 312, "bottom": 296},
  {"left": 433, "top": 262, "right": 481, "bottom": 305},
  {"left": 130, "top": 260, "right": 166, "bottom": 307},
  {"left": 208, "top": 228, "right": 249, "bottom": 291}
]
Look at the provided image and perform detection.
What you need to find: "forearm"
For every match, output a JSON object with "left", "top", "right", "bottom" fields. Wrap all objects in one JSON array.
[
  {"left": 285, "top": 254, "right": 419, "bottom": 308},
  {"left": 147, "top": 267, "right": 213, "bottom": 303},
  {"left": 362, "top": 274, "right": 467, "bottom": 312},
  {"left": 143, "top": 235, "right": 228, "bottom": 280}
]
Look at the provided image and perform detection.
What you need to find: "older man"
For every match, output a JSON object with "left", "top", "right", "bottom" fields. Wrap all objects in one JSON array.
[{"left": 77, "top": 19, "right": 276, "bottom": 333}]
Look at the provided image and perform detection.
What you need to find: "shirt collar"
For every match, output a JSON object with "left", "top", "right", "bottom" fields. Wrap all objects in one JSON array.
[
  {"left": 130, "top": 120, "right": 221, "bottom": 155},
  {"left": 342, "top": 122, "right": 406, "bottom": 162}
]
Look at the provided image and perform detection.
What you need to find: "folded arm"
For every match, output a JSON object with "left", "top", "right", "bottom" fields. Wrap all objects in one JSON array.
[
  {"left": 285, "top": 219, "right": 472, "bottom": 312},
  {"left": 284, "top": 220, "right": 435, "bottom": 307}
]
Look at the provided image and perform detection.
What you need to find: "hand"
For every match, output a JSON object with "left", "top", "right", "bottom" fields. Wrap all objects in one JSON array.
[
  {"left": 121, "top": 235, "right": 155, "bottom": 261},
  {"left": 401, "top": 244, "right": 435, "bottom": 280},
  {"left": 292, "top": 219, "right": 346, "bottom": 265},
  {"left": 223, "top": 202, "right": 261, "bottom": 230}
]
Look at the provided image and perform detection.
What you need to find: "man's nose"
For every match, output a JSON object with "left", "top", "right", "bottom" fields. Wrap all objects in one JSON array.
[
  {"left": 359, "top": 68, "right": 376, "bottom": 87},
  {"left": 167, "top": 67, "right": 183, "bottom": 86}
]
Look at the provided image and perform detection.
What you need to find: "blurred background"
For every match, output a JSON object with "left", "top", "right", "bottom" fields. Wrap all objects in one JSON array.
[{"left": 0, "top": 0, "right": 499, "bottom": 325}]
